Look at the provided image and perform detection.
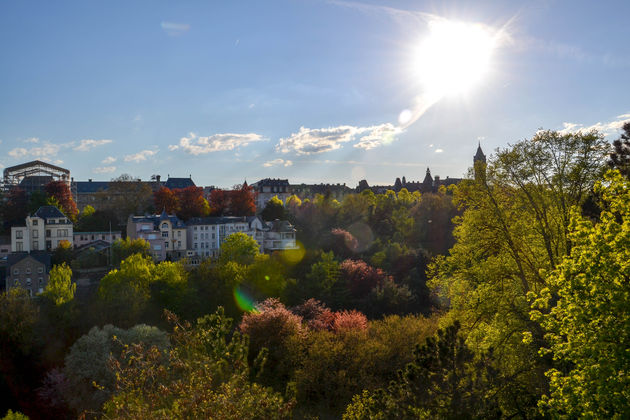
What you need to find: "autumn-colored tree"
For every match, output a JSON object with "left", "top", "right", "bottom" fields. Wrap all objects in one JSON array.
[
  {"left": 229, "top": 183, "right": 257, "bottom": 216},
  {"left": 261, "top": 195, "right": 286, "bottom": 221},
  {"left": 174, "top": 186, "right": 209, "bottom": 220},
  {"left": 339, "top": 259, "right": 390, "bottom": 299},
  {"left": 209, "top": 188, "right": 230, "bottom": 216},
  {"left": 45, "top": 181, "right": 78, "bottom": 221},
  {"left": 153, "top": 186, "right": 179, "bottom": 214},
  {"left": 42, "top": 263, "right": 75, "bottom": 306}
]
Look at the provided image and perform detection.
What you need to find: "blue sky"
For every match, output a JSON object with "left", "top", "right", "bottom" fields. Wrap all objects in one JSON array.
[{"left": 1, "top": 0, "right": 629, "bottom": 188}]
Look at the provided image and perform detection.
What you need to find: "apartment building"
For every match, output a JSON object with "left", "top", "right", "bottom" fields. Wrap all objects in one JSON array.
[{"left": 11, "top": 206, "right": 73, "bottom": 252}]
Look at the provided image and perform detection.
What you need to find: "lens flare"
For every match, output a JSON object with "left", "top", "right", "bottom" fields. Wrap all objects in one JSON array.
[
  {"left": 280, "top": 241, "right": 306, "bottom": 265},
  {"left": 233, "top": 286, "right": 258, "bottom": 313}
]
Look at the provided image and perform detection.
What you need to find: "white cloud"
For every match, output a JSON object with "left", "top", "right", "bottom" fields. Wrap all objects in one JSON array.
[
  {"left": 161, "top": 21, "right": 190, "bottom": 36},
  {"left": 8, "top": 142, "right": 62, "bottom": 161},
  {"left": 102, "top": 156, "right": 117, "bottom": 164},
  {"left": 169, "top": 132, "right": 265, "bottom": 155},
  {"left": 558, "top": 114, "right": 630, "bottom": 136},
  {"left": 24, "top": 137, "right": 39, "bottom": 143},
  {"left": 277, "top": 123, "right": 401, "bottom": 155},
  {"left": 435, "top": 148, "right": 444, "bottom": 153},
  {"left": 93, "top": 166, "right": 117, "bottom": 174},
  {"left": 73, "top": 139, "right": 112, "bottom": 152},
  {"left": 263, "top": 158, "right": 293, "bottom": 167},
  {"left": 124, "top": 149, "right": 158, "bottom": 162}
]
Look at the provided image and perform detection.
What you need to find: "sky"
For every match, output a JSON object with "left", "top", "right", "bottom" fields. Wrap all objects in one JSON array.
[{"left": 1, "top": 0, "right": 629, "bottom": 188}]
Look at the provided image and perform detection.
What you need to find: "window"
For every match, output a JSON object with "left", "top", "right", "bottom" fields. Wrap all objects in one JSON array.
[
  {"left": 46, "top": 230, "right": 51, "bottom": 238},
  {"left": 49, "top": 219, "right": 56, "bottom": 224},
  {"left": 154, "top": 245, "right": 162, "bottom": 250},
  {"left": 39, "top": 278, "right": 43, "bottom": 285},
  {"left": 26, "top": 268, "right": 31, "bottom": 274},
  {"left": 212, "top": 233, "right": 215, "bottom": 239},
  {"left": 201, "top": 243, "right": 204, "bottom": 249},
  {"left": 161, "top": 223, "right": 169, "bottom": 230},
  {"left": 38, "top": 267, "right": 43, "bottom": 274},
  {"left": 194, "top": 234, "right": 197, "bottom": 240},
  {"left": 33, "top": 230, "right": 39, "bottom": 238},
  {"left": 16, "top": 242, "right": 23, "bottom": 252},
  {"left": 141, "top": 225, "right": 150, "bottom": 230},
  {"left": 148, "top": 234, "right": 156, "bottom": 240},
  {"left": 165, "top": 241, "right": 169, "bottom": 248},
  {"left": 177, "top": 231, "right": 181, "bottom": 237},
  {"left": 178, "top": 241, "right": 181, "bottom": 247},
  {"left": 194, "top": 243, "right": 198, "bottom": 249},
  {"left": 16, "top": 230, "right": 23, "bottom": 239},
  {"left": 13, "top": 268, "right": 19, "bottom": 275},
  {"left": 194, "top": 226, "right": 198, "bottom": 231},
  {"left": 26, "top": 278, "right": 32, "bottom": 286},
  {"left": 32, "top": 220, "right": 38, "bottom": 226},
  {"left": 162, "top": 231, "right": 168, "bottom": 238}
]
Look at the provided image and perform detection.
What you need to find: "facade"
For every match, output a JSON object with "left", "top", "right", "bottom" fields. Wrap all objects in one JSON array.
[
  {"left": 5, "top": 252, "right": 51, "bottom": 296},
  {"left": 73, "top": 231, "right": 122, "bottom": 248},
  {"left": 0, "top": 236, "right": 11, "bottom": 258},
  {"left": 251, "top": 178, "right": 291, "bottom": 211},
  {"left": 127, "top": 210, "right": 189, "bottom": 261},
  {"left": 185, "top": 215, "right": 298, "bottom": 262},
  {"left": 11, "top": 206, "right": 73, "bottom": 253}
]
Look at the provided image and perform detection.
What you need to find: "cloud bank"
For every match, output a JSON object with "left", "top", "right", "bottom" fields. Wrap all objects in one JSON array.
[
  {"left": 276, "top": 123, "right": 400, "bottom": 155},
  {"left": 124, "top": 149, "right": 158, "bottom": 162},
  {"left": 169, "top": 132, "right": 266, "bottom": 155},
  {"left": 559, "top": 114, "right": 630, "bottom": 136}
]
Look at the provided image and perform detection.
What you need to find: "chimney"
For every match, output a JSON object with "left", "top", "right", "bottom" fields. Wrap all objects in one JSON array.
[{"left": 88, "top": 179, "right": 92, "bottom": 182}]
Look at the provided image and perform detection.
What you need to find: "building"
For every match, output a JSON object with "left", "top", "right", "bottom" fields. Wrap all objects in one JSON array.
[
  {"left": 185, "top": 215, "right": 298, "bottom": 262},
  {"left": 5, "top": 252, "right": 51, "bottom": 296},
  {"left": 73, "top": 231, "right": 122, "bottom": 248},
  {"left": 251, "top": 178, "right": 290, "bottom": 211},
  {"left": 11, "top": 206, "right": 73, "bottom": 252},
  {"left": 474, "top": 142, "right": 487, "bottom": 180},
  {"left": 2, "top": 160, "right": 70, "bottom": 193},
  {"left": 186, "top": 216, "right": 252, "bottom": 258},
  {"left": 127, "top": 210, "right": 189, "bottom": 261}
]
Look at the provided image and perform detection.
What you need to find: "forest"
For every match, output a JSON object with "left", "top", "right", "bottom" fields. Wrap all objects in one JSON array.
[{"left": 1, "top": 127, "right": 629, "bottom": 419}]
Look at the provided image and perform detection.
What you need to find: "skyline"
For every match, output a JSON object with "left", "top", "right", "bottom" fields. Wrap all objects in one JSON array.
[{"left": 1, "top": 0, "right": 629, "bottom": 188}]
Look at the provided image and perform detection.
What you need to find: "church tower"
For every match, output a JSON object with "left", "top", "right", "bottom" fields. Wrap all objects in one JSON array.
[{"left": 474, "top": 142, "right": 486, "bottom": 181}]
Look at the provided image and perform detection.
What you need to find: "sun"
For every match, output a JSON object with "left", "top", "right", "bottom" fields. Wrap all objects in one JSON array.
[{"left": 413, "top": 19, "right": 498, "bottom": 97}]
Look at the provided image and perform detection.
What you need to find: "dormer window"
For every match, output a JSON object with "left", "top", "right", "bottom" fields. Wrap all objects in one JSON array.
[
  {"left": 161, "top": 223, "right": 169, "bottom": 230},
  {"left": 32, "top": 220, "right": 38, "bottom": 226}
]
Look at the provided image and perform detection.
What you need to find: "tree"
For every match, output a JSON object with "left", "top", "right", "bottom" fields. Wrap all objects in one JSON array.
[
  {"left": 45, "top": 181, "right": 78, "bottom": 221},
  {"left": 261, "top": 195, "right": 286, "bottom": 221},
  {"left": 41, "top": 263, "right": 75, "bottom": 306},
  {"left": 607, "top": 121, "right": 630, "bottom": 179},
  {"left": 174, "top": 186, "right": 208, "bottom": 220},
  {"left": 3, "top": 188, "right": 28, "bottom": 229},
  {"left": 209, "top": 189, "right": 230, "bottom": 216},
  {"left": 344, "top": 322, "right": 501, "bottom": 420},
  {"left": 530, "top": 170, "right": 630, "bottom": 418},
  {"left": 111, "top": 237, "right": 150, "bottom": 266},
  {"left": 153, "top": 186, "right": 179, "bottom": 214},
  {"left": 51, "top": 240, "right": 73, "bottom": 266},
  {"left": 102, "top": 309, "right": 293, "bottom": 419},
  {"left": 27, "top": 190, "right": 48, "bottom": 214},
  {"left": 95, "top": 175, "right": 153, "bottom": 225},
  {"left": 63, "top": 324, "right": 169, "bottom": 413},
  {"left": 429, "top": 129, "right": 609, "bottom": 415},
  {"left": 219, "top": 232, "right": 260, "bottom": 265},
  {"left": 230, "top": 183, "right": 257, "bottom": 216}
]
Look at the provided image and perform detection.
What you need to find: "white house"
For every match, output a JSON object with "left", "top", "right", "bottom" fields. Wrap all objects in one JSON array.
[
  {"left": 127, "top": 210, "right": 190, "bottom": 261},
  {"left": 11, "top": 206, "right": 73, "bottom": 252}
]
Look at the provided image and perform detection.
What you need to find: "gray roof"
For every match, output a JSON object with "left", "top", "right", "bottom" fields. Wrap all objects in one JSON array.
[
  {"left": 34, "top": 206, "right": 67, "bottom": 220},
  {"left": 252, "top": 178, "right": 290, "bottom": 187},
  {"left": 7, "top": 251, "right": 51, "bottom": 271},
  {"left": 268, "top": 220, "right": 296, "bottom": 232},
  {"left": 74, "top": 181, "right": 111, "bottom": 193},
  {"left": 163, "top": 177, "right": 195, "bottom": 189},
  {"left": 130, "top": 214, "right": 186, "bottom": 229}
]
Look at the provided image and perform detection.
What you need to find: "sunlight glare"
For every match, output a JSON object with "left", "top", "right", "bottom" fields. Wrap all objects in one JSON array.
[{"left": 414, "top": 19, "right": 497, "bottom": 97}]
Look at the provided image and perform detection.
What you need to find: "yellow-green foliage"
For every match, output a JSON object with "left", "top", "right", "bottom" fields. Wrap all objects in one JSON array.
[{"left": 532, "top": 170, "right": 630, "bottom": 418}]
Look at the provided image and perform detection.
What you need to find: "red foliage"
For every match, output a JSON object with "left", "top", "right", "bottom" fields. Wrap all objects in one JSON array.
[
  {"left": 230, "top": 183, "right": 257, "bottom": 216},
  {"left": 174, "top": 186, "right": 208, "bottom": 221},
  {"left": 291, "top": 298, "right": 327, "bottom": 322},
  {"left": 309, "top": 308, "right": 337, "bottom": 331},
  {"left": 209, "top": 189, "right": 230, "bottom": 216},
  {"left": 333, "top": 310, "right": 368, "bottom": 332},
  {"left": 239, "top": 299, "right": 304, "bottom": 353},
  {"left": 209, "top": 184, "right": 256, "bottom": 217},
  {"left": 339, "top": 259, "right": 391, "bottom": 298},
  {"left": 154, "top": 187, "right": 179, "bottom": 214},
  {"left": 45, "top": 181, "right": 78, "bottom": 220}
]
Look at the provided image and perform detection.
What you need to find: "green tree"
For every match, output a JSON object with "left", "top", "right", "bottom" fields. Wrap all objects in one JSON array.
[
  {"left": 41, "top": 263, "right": 75, "bottom": 305},
  {"left": 429, "top": 129, "right": 609, "bottom": 415},
  {"left": 63, "top": 324, "right": 169, "bottom": 414},
  {"left": 102, "top": 309, "right": 293, "bottom": 419},
  {"left": 219, "top": 232, "right": 260, "bottom": 265},
  {"left": 531, "top": 170, "right": 630, "bottom": 418},
  {"left": 344, "top": 322, "right": 500, "bottom": 420},
  {"left": 51, "top": 240, "right": 73, "bottom": 266},
  {"left": 261, "top": 195, "right": 287, "bottom": 221},
  {"left": 111, "top": 237, "right": 150, "bottom": 266}
]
